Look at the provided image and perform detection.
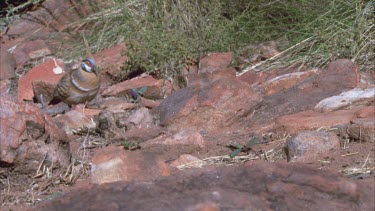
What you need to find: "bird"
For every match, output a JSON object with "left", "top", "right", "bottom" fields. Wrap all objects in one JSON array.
[
  {"left": 39, "top": 58, "right": 100, "bottom": 115},
  {"left": 51, "top": 58, "right": 100, "bottom": 105},
  {"left": 40, "top": 34, "right": 100, "bottom": 115}
]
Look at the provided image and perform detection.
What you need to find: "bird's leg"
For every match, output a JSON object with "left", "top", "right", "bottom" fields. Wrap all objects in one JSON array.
[
  {"left": 40, "top": 94, "right": 47, "bottom": 110},
  {"left": 83, "top": 101, "right": 88, "bottom": 115}
]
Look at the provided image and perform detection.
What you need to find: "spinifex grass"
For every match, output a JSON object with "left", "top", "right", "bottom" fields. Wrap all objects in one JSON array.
[{"left": 29, "top": 0, "right": 374, "bottom": 75}]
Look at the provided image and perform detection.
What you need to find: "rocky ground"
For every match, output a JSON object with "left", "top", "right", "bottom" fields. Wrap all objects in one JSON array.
[{"left": 1, "top": 0, "right": 374, "bottom": 211}]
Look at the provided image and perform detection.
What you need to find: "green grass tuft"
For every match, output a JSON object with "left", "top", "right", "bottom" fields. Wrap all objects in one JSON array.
[{"left": 64, "top": 0, "right": 374, "bottom": 75}]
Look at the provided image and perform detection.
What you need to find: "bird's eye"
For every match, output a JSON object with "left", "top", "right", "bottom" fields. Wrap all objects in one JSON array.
[{"left": 85, "top": 61, "right": 92, "bottom": 67}]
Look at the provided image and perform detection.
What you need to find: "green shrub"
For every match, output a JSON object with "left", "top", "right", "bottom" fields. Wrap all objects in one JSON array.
[{"left": 65, "top": 0, "right": 374, "bottom": 75}]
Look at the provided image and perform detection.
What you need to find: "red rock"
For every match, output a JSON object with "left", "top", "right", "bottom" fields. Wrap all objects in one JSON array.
[
  {"left": 81, "top": 108, "right": 102, "bottom": 118},
  {"left": 6, "top": 16, "right": 46, "bottom": 37},
  {"left": 237, "top": 70, "right": 262, "bottom": 85},
  {"left": 170, "top": 154, "right": 202, "bottom": 168},
  {"left": 248, "top": 59, "right": 360, "bottom": 129},
  {"left": 187, "top": 202, "right": 220, "bottom": 211},
  {"left": 94, "top": 43, "right": 128, "bottom": 77},
  {"left": 124, "top": 126, "right": 164, "bottom": 142},
  {"left": 347, "top": 117, "right": 374, "bottom": 142},
  {"left": 199, "top": 52, "right": 234, "bottom": 73},
  {"left": 260, "top": 69, "right": 318, "bottom": 95},
  {"left": 187, "top": 68, "right": 236, "bottom": 85},
  {"left": 91, "top": 146, "right": 171, "bottom": 184},
  {"left": 240, "top": 70, "right": 281, "bottom": 85},
  {"left": 160, "top": 77, "right": 263, "bottom": 131},
  {"left": 18, "top": 58, "right": 65, "bottom": 101},
  {"left": 31, "top": 161, "right": 373, "bottom": 211},
  {"left": 0, "top": 49, "right": 16, "bottom": 80},
  {"left": 53, "top": 110, "right": 96, "bottom": 135},
  {"left": 0, "top": 99, "right": 69, "bottom": 172},
  {"left": 140, "top": 97, "right": 161, "bottom": 108},
  {"left": 99, "top": 97, "right": 128, "bottom": 109},
  {"left": 286, "top": 131, "right": 340, "bottom": 162},
  {"left": 12, "top": 40, "right": 52, "bottom": 66},
  {"left": 102, "top": 75, "right": 172, "bottom": 99},
  {"left": 276, "top": 109, "right": 358, "bottom": 134},
  {"left": 355, "top": 106, "right": 375, "bottom": 118},
  {"left": 6, "top": 0, "right": 110, "bottom": 37},
  {"left": 324, "top": 59, "right": 359, "bottom": 88},
  {"left": 142, "top": 128, "right": 205, "bottom": 148},
  {"left": 105, "top": 102, "right": 136, "bottom": 113},
  {"left": 172, "top": 68, "right": 236, "bottom": 91}
]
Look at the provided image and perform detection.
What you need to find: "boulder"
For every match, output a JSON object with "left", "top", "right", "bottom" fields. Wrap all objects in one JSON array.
[
  {"left": 0, "top": 99, "right": 69, "bottom": 173},
  {"left": 91, "top": 146, "right": 171, "bottom": 184},
  {"left": 286, "top": 131, "right": 340, "bottom": 162},
  {"left": 31, "top": 161, "right": 374, "bottom": 211}
]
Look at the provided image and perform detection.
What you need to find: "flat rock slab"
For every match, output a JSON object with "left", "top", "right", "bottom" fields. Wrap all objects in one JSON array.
[
  {"left": 160, "top": 77, "right": 262, "bottom": 131},
  {"left": 18, "top": 58, "right": 65, "bottom": 101},
  {"left": 31, "top": 161, "right": 374, "bottom": 211},
  {"left": 249, "top": 59, "right": 359, "bottom": 128},
  {"left": 315, "top": 87, "right": 375, "bottom": 112}
]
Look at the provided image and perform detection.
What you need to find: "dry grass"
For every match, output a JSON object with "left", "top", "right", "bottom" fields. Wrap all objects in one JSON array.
[
  {"left": 177, "top": 134, "right": 289, "bottom": 170},
  {"left": 0, "top": 127, "right": 100, "bottom": 208},
  {"left": 342, "top": 153, "right": 374, "bottom": 178}
]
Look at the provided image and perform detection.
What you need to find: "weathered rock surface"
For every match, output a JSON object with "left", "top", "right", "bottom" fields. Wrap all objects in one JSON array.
[
  {"left": 185, "top": 68, "right": 237, "bottom": 86},
  {"left": 260, "top": 69, "right": 319, "bottom": 95},
  {"left": 347, "top": 117, "right": 375, "bottom": 142},
  {"left": 12, "top": 40, "right": 52, "bottom": 66},
  {"left": 123, "top": 126, "right": 165, "bottom": 142},
  {"left": 121, "top": 107, "right": 154, "bottom": 129},
  {"left": 93, "top": 43, "right": 128, "bottom": 75},
  {"left": 6, "top": 0, "right": 107, "bottom": 37},
  {"left": 31, "top": 161, "right": 374, "bottom": 211},
  {"left": 355, "top": 106, "right": 374, "bottom": 118},
  {"left": 170, "top": 154, "right": 202, "bottom": 168},
  {"left": 91, "top": 146, "right": 171, "bottom": 184},
  {"left": 160, "top": 76, "right": 263, "bottom": 131},
  {"left": 102, "top": 76, "right": 172, "bottom": 99},
  {"left": 315, "top": 87, "right": 375, "bottom": 112},
  {"left": 0, "top": 49, "right": 16, "bottom": 80},
  {"left": 139, "top": 97, "right": 161, "bottom": 108},
  {"left": 199, "top": 52, "right": 233, "bottom": 73},
  {"left": 104, "top": 102, "right": 136, "bottom": 113},
  {"left": 250, "top": 59, "right": 360, "bottom": 131},
  {"left": 286, "top": 131, "right": 340, "bottom": 162},
  {"left": 53, "top": 110, "right": 96, "bottom": 135},
  {"left": 18, "top": 58, "right": 65, "bottom": 101},
  {"left": 97, "top": 110, "right": 126, "bottom": 140},
  {"left": 237, "top": 69, "right": 279, "bottom": 86},
  {"left": 0, "top": 99, "right": 69, "bottom": 172},
  {"left": 142, "top": 128, "right": 205, "bottom": 148},
  {"left": 275, "top": 109, "right": 357, "bottom": 134}
]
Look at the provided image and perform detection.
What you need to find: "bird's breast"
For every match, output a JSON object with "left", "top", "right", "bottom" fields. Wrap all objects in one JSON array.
[{"left": 70, "top": 69, "right": 100, "bottom": 92}]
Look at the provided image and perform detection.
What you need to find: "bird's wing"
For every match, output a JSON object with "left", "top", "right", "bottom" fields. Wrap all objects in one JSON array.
[{"left": 51, "top": 72, "right": 71, "bottom": 103}]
